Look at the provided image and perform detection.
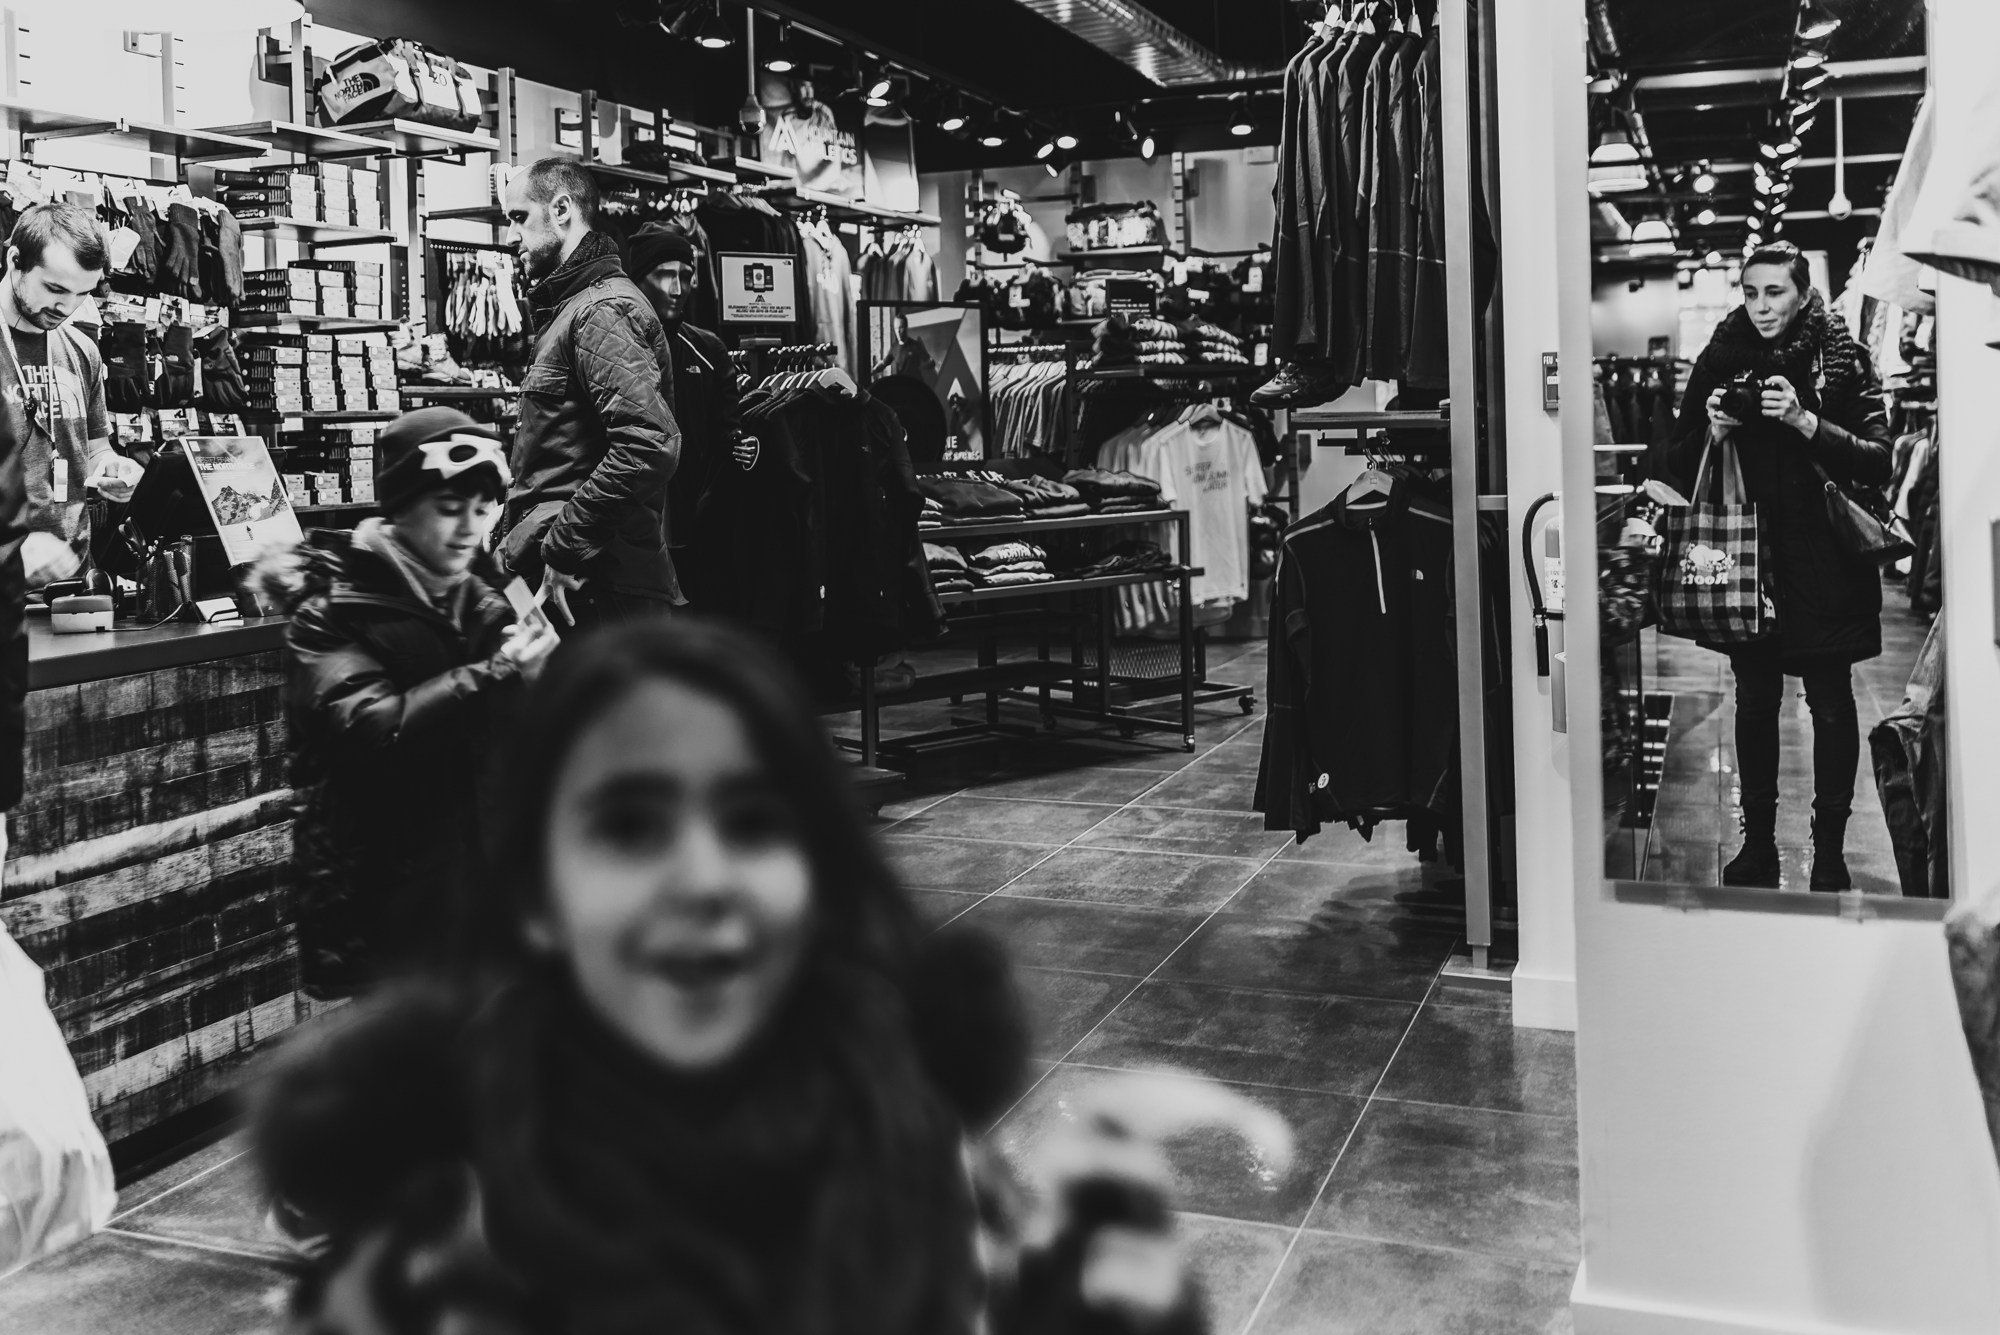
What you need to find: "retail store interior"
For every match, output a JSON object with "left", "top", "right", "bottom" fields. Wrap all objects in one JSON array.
[{"left": 2, "top": 1, "right": 1998, "bottom": 1334}]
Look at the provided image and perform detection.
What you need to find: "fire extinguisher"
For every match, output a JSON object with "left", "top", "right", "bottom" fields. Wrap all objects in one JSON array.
[{"left": 1522, "top": 492, "right": 1566, "bottom": 732}]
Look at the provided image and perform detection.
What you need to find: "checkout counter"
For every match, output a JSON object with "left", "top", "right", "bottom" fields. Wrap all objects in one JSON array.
[
  {"left": 4, "top": 614, "right": 319, "bottom": 1146},
  {"left": 0, "top": 441, "right": 325, "bottom": 1147}
]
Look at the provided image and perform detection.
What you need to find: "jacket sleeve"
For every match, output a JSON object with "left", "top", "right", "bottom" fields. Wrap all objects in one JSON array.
[
  {"left": 1663, "top": 358, "right": 1718, "bottom": 494},
  {"left": 1809, "top": 361, "right": 1895, "bottom": 489},
  {"left": 290, "top": 600, "right": 517, "bottom": 758},
  {"left": 541, "top": 299, "right": 683, "bottom": 576}
]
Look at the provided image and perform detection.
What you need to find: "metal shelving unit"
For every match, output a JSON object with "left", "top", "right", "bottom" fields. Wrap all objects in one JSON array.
[
  {"left": 199, "top": 120, "right": 384, "bottom": 158},
  {"left": 332, "top": 119, "right": 501, "bottom": 160},
  {"left": 234, "top": 314, "right": 400, "bottom": 333},
  {"left": 22, "top": 119, "right": 268, "bottom": 161},
  {"left": 236, "top": 218, "right": 397, "bottom": 247}
]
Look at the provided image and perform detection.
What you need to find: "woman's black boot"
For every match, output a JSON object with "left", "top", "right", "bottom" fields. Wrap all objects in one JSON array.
[
  {"left": 1810, "top": 813, "right": 1852, "bottom": 892},
  {"left": 1722, "top": 806, "right": 1781, "bottom": 887}
]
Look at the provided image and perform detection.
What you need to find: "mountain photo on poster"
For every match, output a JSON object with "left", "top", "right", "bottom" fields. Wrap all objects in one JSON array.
[{"left": 182, "top": 435, "right": 304, "bottom": 565}]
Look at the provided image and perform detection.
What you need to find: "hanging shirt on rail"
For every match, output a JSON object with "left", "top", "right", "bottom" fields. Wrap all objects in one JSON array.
[{"left": 1134, "top": 415, "right": 1267, "bottom": 606}]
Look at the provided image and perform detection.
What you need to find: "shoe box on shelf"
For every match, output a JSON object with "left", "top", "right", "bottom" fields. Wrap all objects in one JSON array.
[
  {"left": 241, "top": 258, "right": 389, "bottom": 323},
  {"left": 272, "top": 422, "right": 382, "bottom": 511},
  {"left": 240, "top": 324, "right": 401, "bottom": 416},
  {"left": 216, "top": 161, "right": 385, "bottom": 230}
]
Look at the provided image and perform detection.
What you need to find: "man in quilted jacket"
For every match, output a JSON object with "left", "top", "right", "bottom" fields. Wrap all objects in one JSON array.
[{"left": 497, "top": 156, "right": 684, "bottom": 626}]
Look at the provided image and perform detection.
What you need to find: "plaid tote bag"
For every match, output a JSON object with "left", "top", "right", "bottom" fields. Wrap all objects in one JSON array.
[{"left": 1657, "top": 432, "right": 1773, "bottom": 645}]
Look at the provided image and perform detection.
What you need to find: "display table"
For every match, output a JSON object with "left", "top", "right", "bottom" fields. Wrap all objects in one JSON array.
[{"left": 0, "top": 615, "right": 325, "bottom": 1145}]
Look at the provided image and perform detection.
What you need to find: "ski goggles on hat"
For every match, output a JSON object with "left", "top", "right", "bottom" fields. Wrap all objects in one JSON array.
[{"left": 418, "top": 434, "right": 513, "bottom": 487}]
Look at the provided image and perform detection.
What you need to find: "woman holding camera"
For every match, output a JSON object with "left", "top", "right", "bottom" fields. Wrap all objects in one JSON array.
[{"left": 1665, "top": 241, "right": 1893, "bottom": 891}]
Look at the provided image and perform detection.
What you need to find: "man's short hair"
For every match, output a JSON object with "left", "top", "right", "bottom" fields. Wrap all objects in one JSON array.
[
  {"left": 11, "top": 202, "right": 107, "bottom": 275},
  {"left": 518, "top": 155, "right": 599, "bottom": 227}
]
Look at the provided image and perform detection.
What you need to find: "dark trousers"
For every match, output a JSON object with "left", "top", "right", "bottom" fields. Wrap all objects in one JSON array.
[
  {"left": 1729, "top": 648, "right": 1859, "bottom": 832},
  {"left": 567, "top": 582, "right": 676, "bottom": 634}
]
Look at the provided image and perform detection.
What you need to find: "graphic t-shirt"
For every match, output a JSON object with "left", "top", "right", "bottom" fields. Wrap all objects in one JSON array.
[
  {"left": 1140, "top": 418, "right": 1268, "bottom": 606},
  {"left": 6, "top": 323, "right": 112, "bottom": 579}
]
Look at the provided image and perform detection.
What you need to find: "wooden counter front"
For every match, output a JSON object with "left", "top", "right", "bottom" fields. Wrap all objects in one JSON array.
[{"left": 0, "top": 618, "right": 326, "bottom": 1143}]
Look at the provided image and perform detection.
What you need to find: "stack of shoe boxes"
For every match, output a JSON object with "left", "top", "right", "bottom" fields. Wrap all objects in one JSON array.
[
  {"left": 239, "top": 259, "right": 389, "bottom": 323},
  {"left": 214, "top": 163, "right": 386, "bottom": 229},
  {"left": 240, "top": 328, "right": 401, "bottom": 417},
  {"left": 273, "top": 423, "right": 383, "bottom": 511}
]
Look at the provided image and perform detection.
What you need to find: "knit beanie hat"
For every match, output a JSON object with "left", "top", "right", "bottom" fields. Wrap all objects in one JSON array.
[
  {"left": 375, "top": 407, "right": 511, "bottom": 515},
  {"left": 628, "top": 223, "right": 696, "bottom": 281}
]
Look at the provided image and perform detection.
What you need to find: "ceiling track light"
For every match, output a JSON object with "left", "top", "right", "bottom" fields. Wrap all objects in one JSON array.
[
  {"left": 1227, "top": 93, "right": 1255, "bottom": 137},
  {"left": 1140, "top": 129, "right": 1158, "bottom": 160},
  {"left": 691, "top": 0, "right": 732, "bottom": 50},
  {"left": 1798, "top": 4, "right": 1841, "bottom": 42},
  {"left": 1035, "top": 131, "right": 1058, "bottom": 161},
  {"left": 1694, "top": 206, "right": 1717, "bottom": 226},
  {"left": 1691, "top": 160, "right": 1717, "bottom": 195},
  {"left": 1056, "top": 129, "right": 1078, "bottom": 151},
  {"left": 1588, "top": 125, "right": 1647, "bottom": 196},
  {"left": 763, "top": 18, "right": 798, "bottom": 72}
]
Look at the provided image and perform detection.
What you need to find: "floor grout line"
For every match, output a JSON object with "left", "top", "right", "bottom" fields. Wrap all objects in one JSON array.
[
  {"left": 992, "top": 837, "right": 1294, "bottom": 1128},
  {"left": 109, "top": 1148, "right": 247, "bottom": 1225},
  {"left": 924, "top": 712, "right": 1271, "bottom": 937},
  {"left": 1235, "top": 970, "right": 1448, "bottom": 1335},
  {"left": 98, "top": 1226, "right": 289, "bottom": 1267}
]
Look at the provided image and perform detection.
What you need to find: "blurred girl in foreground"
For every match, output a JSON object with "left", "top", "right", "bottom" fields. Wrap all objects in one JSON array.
[{"left": 255, "top": 619, "right": 1281, "bottom": 1335}]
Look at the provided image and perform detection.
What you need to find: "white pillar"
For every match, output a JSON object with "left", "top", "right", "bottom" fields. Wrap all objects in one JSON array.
[{"left": 1493, "top": 0, "right": 1590, "bottom": 1030}]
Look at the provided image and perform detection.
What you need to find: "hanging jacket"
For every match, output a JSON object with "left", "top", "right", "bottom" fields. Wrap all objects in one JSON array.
[
  {"left": 499, "top": 231, "right": 684, "bottom": 604},
  {"left": 263, "top": 529, "right": 521, "bottom": 997},
  {"left": 661, "top": 320, "right": 743, "bottom": 553},
  {"left": 1255, "top": 481, "right": 1456, "bottom": 843}
]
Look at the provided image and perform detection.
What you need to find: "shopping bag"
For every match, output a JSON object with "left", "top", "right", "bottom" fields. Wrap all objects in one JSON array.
[
  {"left": 0, "top": 928, "right": 117, "bottom": 1280},
  {"left": 1656, "top": 431, "right": 1773, "bottom": 644}
]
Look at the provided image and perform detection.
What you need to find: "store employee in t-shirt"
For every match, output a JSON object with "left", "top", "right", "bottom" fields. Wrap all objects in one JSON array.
[{"left": 0, "top": 202, "right": 144, "bottom": 589}]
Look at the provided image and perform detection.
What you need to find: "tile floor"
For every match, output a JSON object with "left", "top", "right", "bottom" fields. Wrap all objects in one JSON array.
[
  {"left": 0, "top": 637, "right": 1581, "bottom": 1335},
  {"left": 1636, "top": 583, "right": 1928, "bottom": 892}
]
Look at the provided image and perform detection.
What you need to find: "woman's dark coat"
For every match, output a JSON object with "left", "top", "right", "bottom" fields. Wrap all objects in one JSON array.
[
  {"left": 1666, "top": 293, "right": 1895, "bottom": 667},
  {"left": 269, "top": 531, "right": 518, "bottom": 997}
]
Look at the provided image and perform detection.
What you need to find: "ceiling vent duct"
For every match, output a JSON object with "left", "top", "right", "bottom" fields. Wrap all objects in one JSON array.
[{"left": 1008, "top": 0, "right": 1244, "bottom": 85}]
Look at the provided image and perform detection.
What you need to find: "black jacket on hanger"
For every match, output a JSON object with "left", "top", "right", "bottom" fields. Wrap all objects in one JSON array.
[{"left": 1256, "top": 480, "right": 1456, "bottom": 843}]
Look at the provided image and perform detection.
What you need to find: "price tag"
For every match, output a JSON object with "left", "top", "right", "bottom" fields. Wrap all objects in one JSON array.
[
  {"left": 50, "top": 458, "right": 66, "bottom": 504},
  {"left": 1244, "top": 266, "right": 1264, "bottom": 293}
]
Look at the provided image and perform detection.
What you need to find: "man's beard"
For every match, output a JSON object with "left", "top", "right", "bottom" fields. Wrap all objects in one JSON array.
[{"left": 519, "top": 233, "right": 564, "bottom": 281}]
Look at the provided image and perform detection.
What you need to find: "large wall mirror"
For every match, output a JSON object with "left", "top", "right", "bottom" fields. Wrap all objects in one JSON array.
[{"left": 1584, "top": 1, "right": 1946, "bottom": 902}]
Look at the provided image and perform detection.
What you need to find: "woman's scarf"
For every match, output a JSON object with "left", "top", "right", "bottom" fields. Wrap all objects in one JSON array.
[
  {"left": 460, "top": 964, "right": 980, "bottom": 1335},
  {"left": 1700, "top": 288, "right": 1868, "bottom": 410}
]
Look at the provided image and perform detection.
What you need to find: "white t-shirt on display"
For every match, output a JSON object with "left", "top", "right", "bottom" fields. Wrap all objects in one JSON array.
[{"left": 1138, "top": 417, "right": 1267, "bottom": 605}]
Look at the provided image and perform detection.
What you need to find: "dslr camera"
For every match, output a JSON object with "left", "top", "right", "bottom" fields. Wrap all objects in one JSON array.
[{"left": 1718, "top": 372, "right": 1769, "bottom": 423}]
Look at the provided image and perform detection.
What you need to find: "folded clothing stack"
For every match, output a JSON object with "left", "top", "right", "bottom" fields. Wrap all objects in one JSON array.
[
  {"left": 1182, "top": 319, "right": 1249, "bottom": 367},
  {"left": 1072, "top": 540, "right": 1177, "bottom": 578},
  {"left": 1138, "top": 339, "right": 1188, "bottom": 366},
  {"left": 916, "top": 474, "right": 1026, "bottom": 525},
  {"left": 925, "top": 541, "right": 973, "bottom": 595},
  {"left": 919, "top": 496, "right": 945, "bottom": 530},
  {"left": 1063, "top": 468, "right": 1166, "bottom": 514},
  {"left": 974, "top": 471, "right": 1089, "bottom": 520},
  {"left": 967, "top": 541, "right": 1055, "bottom": 588}
]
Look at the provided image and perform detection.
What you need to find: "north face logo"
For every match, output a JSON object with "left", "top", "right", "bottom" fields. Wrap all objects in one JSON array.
[{"left": 338, "top": 73, "right": 381, "bottom": 100}]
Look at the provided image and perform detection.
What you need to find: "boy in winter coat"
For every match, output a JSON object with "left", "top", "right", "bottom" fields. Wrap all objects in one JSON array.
[{"left": 261, "top": 408, "right": 558, "bottom": 999}]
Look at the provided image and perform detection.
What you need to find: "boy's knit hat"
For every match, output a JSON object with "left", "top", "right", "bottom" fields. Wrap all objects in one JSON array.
[{"left": 376, "top": 407, "right": 511, "bottom": 515}]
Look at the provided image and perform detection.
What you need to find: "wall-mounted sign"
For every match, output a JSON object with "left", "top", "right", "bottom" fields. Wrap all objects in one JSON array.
[{"left": 718, "top": 253, "right": 798, "bottom": 325}]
